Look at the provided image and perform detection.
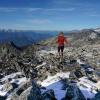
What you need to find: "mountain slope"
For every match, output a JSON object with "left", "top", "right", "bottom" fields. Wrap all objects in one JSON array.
[{"left": 0, "top": 30, "right": 54, "bottom": 47}]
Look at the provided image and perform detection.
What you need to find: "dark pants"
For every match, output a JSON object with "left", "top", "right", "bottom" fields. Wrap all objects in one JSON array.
[{"left": 58, "top": 45, "right": 64, "bottom": 53}]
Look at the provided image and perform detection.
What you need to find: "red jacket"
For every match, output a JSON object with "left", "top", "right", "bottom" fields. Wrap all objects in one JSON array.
[{"left": 57, "top": 35, "right": 67, "bottom": 46}]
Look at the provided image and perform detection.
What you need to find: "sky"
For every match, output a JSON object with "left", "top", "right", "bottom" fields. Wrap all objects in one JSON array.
[{"left": 0, "top": 0, "right": 100, "bottom": 31}]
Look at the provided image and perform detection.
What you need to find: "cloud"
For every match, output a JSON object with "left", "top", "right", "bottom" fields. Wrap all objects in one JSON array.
[
  {"left": 44, "top": 8, "right": 75, "bottom": 12},
  {"left": 0, "top": 7, "right": 41, "bottom": 12},
  {"left": 84, "top": 11, "right": 100, "bottom": 17},
  {"left": 25, "top": 8, "right": 42, "bottom": 12},
  {"left": 27, "top": 19, "right": 53, "bottom": 25},
  {"left": 0, "top": 7, "right": 75, "bottom": 13},
  {"left": 0, "top": 7, "right": 17, "bottom": 12}
]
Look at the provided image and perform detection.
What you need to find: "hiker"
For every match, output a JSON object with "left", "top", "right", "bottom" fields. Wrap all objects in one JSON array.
[{"left": 57, "top": 32, "right": 68, "bottom": 58}]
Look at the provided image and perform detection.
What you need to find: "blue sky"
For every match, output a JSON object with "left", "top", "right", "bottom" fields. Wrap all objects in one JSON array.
[{"left": 0, "top": 0, "right": 100, "bottom": 31}]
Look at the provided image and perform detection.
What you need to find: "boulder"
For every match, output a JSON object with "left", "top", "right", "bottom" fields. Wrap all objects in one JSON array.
[
  {"left": 42, "top": 89, "right": 57, "bottom": 100},
  {"left": 27, "top": 80, "right": 42, "bottom": 100},
  {"left": 60, "top": 78, "right": 70, "bottom": 90},
  {"left": 62, "top": 84, "right": 86, "bottom": 100},
  {"left": 94, "top": 92, "right": 100, "bottom": 100}
]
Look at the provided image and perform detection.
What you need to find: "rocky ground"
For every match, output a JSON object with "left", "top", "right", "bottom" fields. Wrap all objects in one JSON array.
[{"left": 0, "top": 29, "right": 100, "bottom": 100}]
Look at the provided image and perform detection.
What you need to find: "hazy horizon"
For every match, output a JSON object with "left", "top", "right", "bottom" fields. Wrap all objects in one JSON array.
[{"left": 0, "top": 26, "right": 99, "bottom": 32}]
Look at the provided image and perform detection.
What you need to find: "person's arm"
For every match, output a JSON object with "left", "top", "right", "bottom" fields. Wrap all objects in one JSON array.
[
  {"left": 64, "top": 37, "right": 71, "bottom": 46},
  {"left": 51, "top": 37, "right": 58, "bottom": 45},
  {"left": 64, "top": 37, "right": 68, "bottom": 44}
]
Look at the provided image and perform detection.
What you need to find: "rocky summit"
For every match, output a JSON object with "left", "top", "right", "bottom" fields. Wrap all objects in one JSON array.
[{"left": 0, "top": 28, "right": 100, "bottom": 100}]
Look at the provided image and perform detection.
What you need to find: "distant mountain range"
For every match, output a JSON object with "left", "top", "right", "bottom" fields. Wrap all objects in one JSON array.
[
  {"left": 0, "top": 27, "right": 100, "bottom": 47},
  {"left": 0, "top": 30, "right": 58, "bottom": 47}
]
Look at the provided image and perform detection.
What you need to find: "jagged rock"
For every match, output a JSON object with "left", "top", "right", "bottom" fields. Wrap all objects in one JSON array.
[
  {"left": 94, "top": 92, "right": 100, "bottom": 100},
  {"left": 27, "top": 80, "right": 42, "bottom": 100},
  {"left": 60, "top": 78, "right": 70, "bottom": 90},
  {"left": 74, "top": 69, "right": 83, "bottom": 78},
  {"left": 42, "top": 89, "right": 57, "bottom": 100},
  {"left": 0, "top": 96, "right": 7, "bottom": 100},
  {"left": 39, "top": 75, "right": 48, "bottom": 81},
  {"left": 69, "top": 71, "right": 78, "bottom": 80},
  {"left": 88, "top": 91, "right": 100, "bottom": 100},
  {"left": 62, "top": 84, "right": 86, "bottom": 100},
  {"left": 70, "top": 59, "right": 77, "bottom": 64},
  {"left": 10, "top": 81, "right": 31, "bottom": 100},
  {"left": 0, "top": 74, "right": 4, "bottom": 79},
  {"left": 19, "top": 87, "right": 31, "bottom": 100},
  {"left": 49, "top": 69, "right": 58, "bottom": 76},
  {"left": 20, "top": 81, "right": 56, "bottom": 100}
]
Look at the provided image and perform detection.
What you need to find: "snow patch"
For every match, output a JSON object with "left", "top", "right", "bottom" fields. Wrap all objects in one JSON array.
[{"left": 41, "top": 72, "right": 70, "bottom": 100}]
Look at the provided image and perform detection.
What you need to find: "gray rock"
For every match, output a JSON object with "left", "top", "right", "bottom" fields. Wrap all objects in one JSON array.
[
  {"left": 62, "top": 84, "right": 86, "bottom": 100},
  {"left": 60, "top": 78, "right": 70, "bottom": 90},
  {"left": 42, "top": 89, "right": 57, "bottom": 100},
  {"left": 27, "top": 80, "right": 42, "bottom": 100},
  {"left": 94, "top": 92, "right": 100, "bottom": 100},
  {"left": 19, "top": 87, "right": 31, "bottom": 100},
  {"left": 10, "top": 81, "right": 31, "bottom": 100}
]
